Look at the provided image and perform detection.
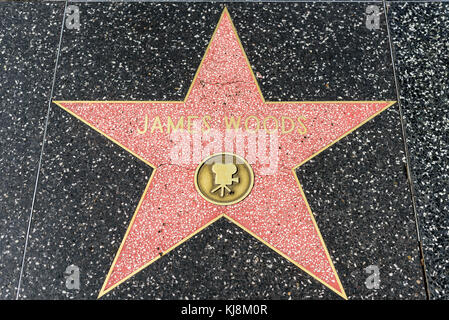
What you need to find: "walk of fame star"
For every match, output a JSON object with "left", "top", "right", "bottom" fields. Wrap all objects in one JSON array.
[{"left": 54, "top": 8, "right": 395, "bottom": 299}]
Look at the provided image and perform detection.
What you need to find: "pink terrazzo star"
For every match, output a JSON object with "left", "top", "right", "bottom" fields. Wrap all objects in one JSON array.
[{"left": 55, "top": 8, "right": 395, "bottom": 299}]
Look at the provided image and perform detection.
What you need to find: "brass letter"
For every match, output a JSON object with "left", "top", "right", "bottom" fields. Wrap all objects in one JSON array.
[
  {"left": 263, "top": 116, "right": 278, "bottom": 134},
  {"left": 167, "top": 116, "right": 184, "bottom": 133},
  {"left": 244, "top": 115, "right": 260, "bottom": 133},
  {"left": 187, "top": 115, "right": 199, "bottom": 133},
  {"left": 151, "top": 116, "right": 163, "bottom": 133},
  {"left": 202, "top": 115, "right": 211, "bottom": 132},
  {"left": 137, "top": 114, "right": 148, "bottom": 135},
  {"left": 297, "top": 115, "right": 307, "bottom": 135},
  {"left": 281, "top": 116, "right": 294, "bottom": 134},
  {"left": 225, "top": 116, "right": 241, "bottom": 130}
]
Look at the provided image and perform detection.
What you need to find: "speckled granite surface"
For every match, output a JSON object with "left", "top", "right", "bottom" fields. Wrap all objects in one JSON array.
[
  {"left": 388, "top": 2, "right": 449, "bottom": 299},
  {"left": 0, "top": 1, "right": 64, "bottom": 299},
  {"left": 9, "top": 2, "right": 426, "bottom": 299},
  {"left": 296, "top": 106, "right": 425, "bottom": 299},
  {"left": 64, "top": 0, "right": 385, "bottom": 3}
]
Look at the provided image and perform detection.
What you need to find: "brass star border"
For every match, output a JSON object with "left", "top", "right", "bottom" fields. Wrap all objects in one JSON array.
[{"left": 54, "top": 8, "right": 396, "bottom": 300}]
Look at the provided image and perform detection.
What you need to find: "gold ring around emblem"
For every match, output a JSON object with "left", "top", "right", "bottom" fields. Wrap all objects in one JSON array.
[{"left": 194, "top": 153, "right": 254, "bottom": 206}]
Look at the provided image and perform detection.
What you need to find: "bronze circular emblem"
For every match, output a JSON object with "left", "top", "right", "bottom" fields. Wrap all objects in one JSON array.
[{"left": 195, "top": 153, "right": 254, "bottom": 206}]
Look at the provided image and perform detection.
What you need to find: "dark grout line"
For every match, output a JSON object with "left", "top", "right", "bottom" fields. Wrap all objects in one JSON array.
[
  {"left": 44, "top": 0, "right": 384, "bottom": 2},
  {"left": 382, "top": 0, "right": 431, "bottom": 300},
  {"left": 36, "top": 0, "right": 384, "bottom": 3},
  {"left": 13, "top": 1, "right": 449, "bottom": 4},
  {"left": 7, "top": 0, "right": 447, "bottom": 3},
  {"left": 57, "top": 0, "right": 449, "bottom": 3},
  {"left": 15, "top": 0, "right": 69, "bottom": 300},
  {"left": 9, "top": 0, "right": 435, "bottom": 300}
]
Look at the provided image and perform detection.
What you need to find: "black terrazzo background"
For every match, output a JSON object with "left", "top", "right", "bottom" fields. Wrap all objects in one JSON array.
[
  {"left": 16, "top": 2, "right": 426, "bottom": 299},
  {"left": 54, "top": 2, "right": 221, "bottom": 100},
  {"left": 62, "top": 0, "right": 386, "bottom": 3},
  {"left": 55, "top": 1, "right": 396, "bottom": 101},
  {"left": 60, "top": 0, "right": 416, "bottom": 3},
  {"left": 18, "top": 105, "right": 152, "bottom": 299},
  {"left": 232, "top": 2, "right": 395, "bottom": 101},
  {"left": 0, "top": 1, "right": 424, "bottom": 299},
  {"left": 296, "top": 107, "right": 425, "bottom": 299},
  {"left": 388, "top": 2, "right": 449, "bottom": 299},
  {"left": 0, "top": 2, "right": 63, "bottom": 299}
]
